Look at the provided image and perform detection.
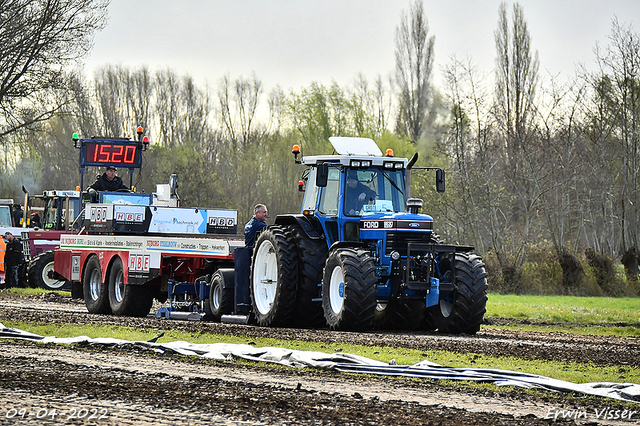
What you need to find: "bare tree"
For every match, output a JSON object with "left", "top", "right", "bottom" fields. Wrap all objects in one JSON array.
[
  {"left": 216, "top": 74, "right": 268, "bottom": 221},
  {"left": 492, "top": 2, "right": 540, "bottom": 273},
  {"left": 394, "top": 0, "right": 435, "bottom": 143},
  {"left": 155, "top": 69, "right": 181, "bottom": 147},
  {"left": 443, "top": 56, "right": 494, "bottom": 253},
  {"left": 0, "top": 0, "right": 109, "bottom": 139},
  {"left": 590, "top": 18, "right": 640, "bottom": 277}
]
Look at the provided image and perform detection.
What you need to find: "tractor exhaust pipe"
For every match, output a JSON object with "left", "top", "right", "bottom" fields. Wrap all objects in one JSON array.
[{"left": 405, "top": 153, "right": 418, "bottom": 198}]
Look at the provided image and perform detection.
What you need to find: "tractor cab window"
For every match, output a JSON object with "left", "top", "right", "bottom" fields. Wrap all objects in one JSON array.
[
  {"left": 301, "top": 168, "right": 318, "bottom": 212},
  {"left": 0, "top": 206, "right": 12, "bottom": 226},
  {"left": 344, "top": 168, "right": 406, "bottom": 216},
  {"left": 317, "top": 166, "right": 340, "bottom": 216},
  {"left": 43, "top": 198, "right": 59, "bottom": 229},
  {"left": 344, "top": 169, "right": 378, "bottom": 216},
  {"left": 378, "top": 169, "right": 406, "bottom": 214}
]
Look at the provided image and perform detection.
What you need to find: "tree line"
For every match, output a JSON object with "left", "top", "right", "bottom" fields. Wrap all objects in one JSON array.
[{"left": 0, "top": 0, "right": 638, "bottom": 293}]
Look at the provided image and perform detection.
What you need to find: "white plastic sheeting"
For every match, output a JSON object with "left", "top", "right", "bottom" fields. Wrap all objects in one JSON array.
[{"left": 1, "top": 322, "right": 639, "bottom": 403}]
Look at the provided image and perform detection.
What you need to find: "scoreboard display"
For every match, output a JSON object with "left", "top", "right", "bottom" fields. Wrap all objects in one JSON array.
[{"left": 80, "top": 139, "right": 143, "bottom": 168}]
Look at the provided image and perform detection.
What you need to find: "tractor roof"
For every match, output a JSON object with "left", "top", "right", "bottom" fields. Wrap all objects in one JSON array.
[
  {"left": 329, "top": 137, "right": 382, "bottom": 156},
  {"left": 302, "top": 137, "right": 408, "bottom": 168}
]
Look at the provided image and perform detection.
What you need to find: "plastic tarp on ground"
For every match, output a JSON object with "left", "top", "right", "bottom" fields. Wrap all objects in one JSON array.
[{"left": 1, "top": 322, "right": 639, "bottom": 403}]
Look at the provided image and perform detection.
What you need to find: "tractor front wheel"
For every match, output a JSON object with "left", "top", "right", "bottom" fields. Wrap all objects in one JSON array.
[{"left": 322, "top": 248, "right": 377, "bottom": 331}]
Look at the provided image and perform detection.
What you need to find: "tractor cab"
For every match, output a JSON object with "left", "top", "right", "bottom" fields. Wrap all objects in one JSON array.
[
  {"left": 39, "top": 190, "right": 82, "bottom": 231},
  {"left": 0, "top": 199, "right": 14, "bottom": 227},
  {"left": 298, "top": 137, "right": 433, "bottom": 247}
]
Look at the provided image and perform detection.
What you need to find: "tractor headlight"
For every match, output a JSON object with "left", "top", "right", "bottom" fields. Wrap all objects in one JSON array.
[{"left": 390, "top": 251, "right": 400, "bottom": 261}]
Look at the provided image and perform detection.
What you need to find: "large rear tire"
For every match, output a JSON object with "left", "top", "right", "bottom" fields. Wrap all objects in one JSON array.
[
  {"left": 425, "top": 252, "right": 488, "bottom": 334},
  {"left": 108, "top": 257, "right": 153, "bottom": 317},
  {"left": 28, "top": 251, "right": 71, "bottom": 291},
  {"left": 83, "top": 256, "right": 111, "bottom": 314},
  {"left": 322, "top": 248, "right": 377, "bottom": 331},
  {"left": 251, "top": 226, "right": 298, "bottom": 327},
  {"left": 290, "top": 225, "right": 327, "bottom": 328}
]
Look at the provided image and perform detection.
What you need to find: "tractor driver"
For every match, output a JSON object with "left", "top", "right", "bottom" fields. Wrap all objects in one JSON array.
[
  {"left": 88, "top": 165, "right": 129, "bottom": 195},
  {"left": 345, "top": 170, "right": 376, "bottom": 216}
]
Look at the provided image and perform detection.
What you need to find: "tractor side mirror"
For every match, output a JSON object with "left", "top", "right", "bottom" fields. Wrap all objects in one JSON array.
[
  {"left": 316, "top": 164, "right": 328, "bottom": 187},
  {"left": 436, "top": 169, "right": 445, "bottom": 193}
]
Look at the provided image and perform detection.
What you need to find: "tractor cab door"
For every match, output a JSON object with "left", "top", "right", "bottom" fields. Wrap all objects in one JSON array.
[
  {"left": 42, "top": 198, "right": 60, "bottom": 230},
  {"left": 0, "top": 205, "right": 12, "bottom": 226},
  {"left": 340, "top": 168, "right": 380, "bottom": 242},
  {"left": 304, "top": 165, "right": 341, "bottom": 247}
]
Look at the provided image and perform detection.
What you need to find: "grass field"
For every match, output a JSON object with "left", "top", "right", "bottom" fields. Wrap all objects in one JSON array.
[
  {"left": 487, "top": 293, "right": 640, "bottom": 324},
  {"left": 485, "top": 293, "right": 640, "bottom": 337}
]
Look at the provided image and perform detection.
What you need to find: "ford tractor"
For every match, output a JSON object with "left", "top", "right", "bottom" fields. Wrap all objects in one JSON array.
[{"left": 247, "top": 137, "right": 488, "bottom": 333}]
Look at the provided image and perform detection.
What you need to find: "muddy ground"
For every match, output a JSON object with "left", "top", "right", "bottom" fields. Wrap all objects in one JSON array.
[{"left": 1, "top": 291, "right": 639, "bottom": 425}]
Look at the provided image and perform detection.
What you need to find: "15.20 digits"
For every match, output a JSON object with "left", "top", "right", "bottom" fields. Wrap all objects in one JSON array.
[{"left": 86, "top": 142, "right": 138, "bottom": 165}]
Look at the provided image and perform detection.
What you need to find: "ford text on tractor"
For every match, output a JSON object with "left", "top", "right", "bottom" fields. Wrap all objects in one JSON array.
[{"left": 238, "top": 137, "right": 488, "bottom": 333}]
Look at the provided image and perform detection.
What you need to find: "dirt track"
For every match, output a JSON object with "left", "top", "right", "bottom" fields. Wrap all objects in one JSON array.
[{"left": 1, "top": 292, "right": 639, "bottom": 425}]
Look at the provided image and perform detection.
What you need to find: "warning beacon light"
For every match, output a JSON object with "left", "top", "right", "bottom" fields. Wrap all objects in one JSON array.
[{"left": 292, "top": 144, "right": 301, "bottom": 164}]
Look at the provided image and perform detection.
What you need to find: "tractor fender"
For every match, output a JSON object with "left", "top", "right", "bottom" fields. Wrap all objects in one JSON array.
[
  {"left": 274, "top": 214, "right": 324, "bottom": 240},
  {"left": 328, "top": 240, "right": 366, "bottom": 253}
]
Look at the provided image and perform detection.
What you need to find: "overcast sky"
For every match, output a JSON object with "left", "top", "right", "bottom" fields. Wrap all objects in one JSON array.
[{"left": 83, "top": 0, "right": 639, "bottom": 92}]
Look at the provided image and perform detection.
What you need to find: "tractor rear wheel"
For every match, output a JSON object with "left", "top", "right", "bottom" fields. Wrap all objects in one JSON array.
[
  {"left": 290, "top": 225, "right": 327, "bottom": 328},
  {"left": 108, "top": 257, "right": 153, "bottom": 317},
  {"left": 425, "top": 252, "right": 488, "bottom": 334},
  {"left": 322, "top": 248, "right": 377, "bottom": 331},
  {"left": 28, "top": 250, "right": 71, "bottom": 290},
  {"left": 83, "top": 256, "right": 111, "bottom": 314},
  {"left": 251, "top": 226, "right": 298, "bottom": 327}
]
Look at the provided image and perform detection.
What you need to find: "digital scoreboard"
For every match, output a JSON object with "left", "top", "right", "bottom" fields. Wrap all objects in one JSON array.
[{"left": 80, "top": 139, "right": 143, "bottom": 168}]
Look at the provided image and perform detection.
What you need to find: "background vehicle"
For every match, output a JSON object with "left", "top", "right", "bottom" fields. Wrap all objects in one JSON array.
[
  {"left": 22, "top": 190, "right": 82, "bottom": 290},
  {"left": 0, "top": 197, "right": 29, "bottom": 287}
]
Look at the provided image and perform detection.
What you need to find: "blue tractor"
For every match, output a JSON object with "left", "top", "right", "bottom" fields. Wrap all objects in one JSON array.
[{"left": 245, "top": 137, "right": 488, "bottom": 333}]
